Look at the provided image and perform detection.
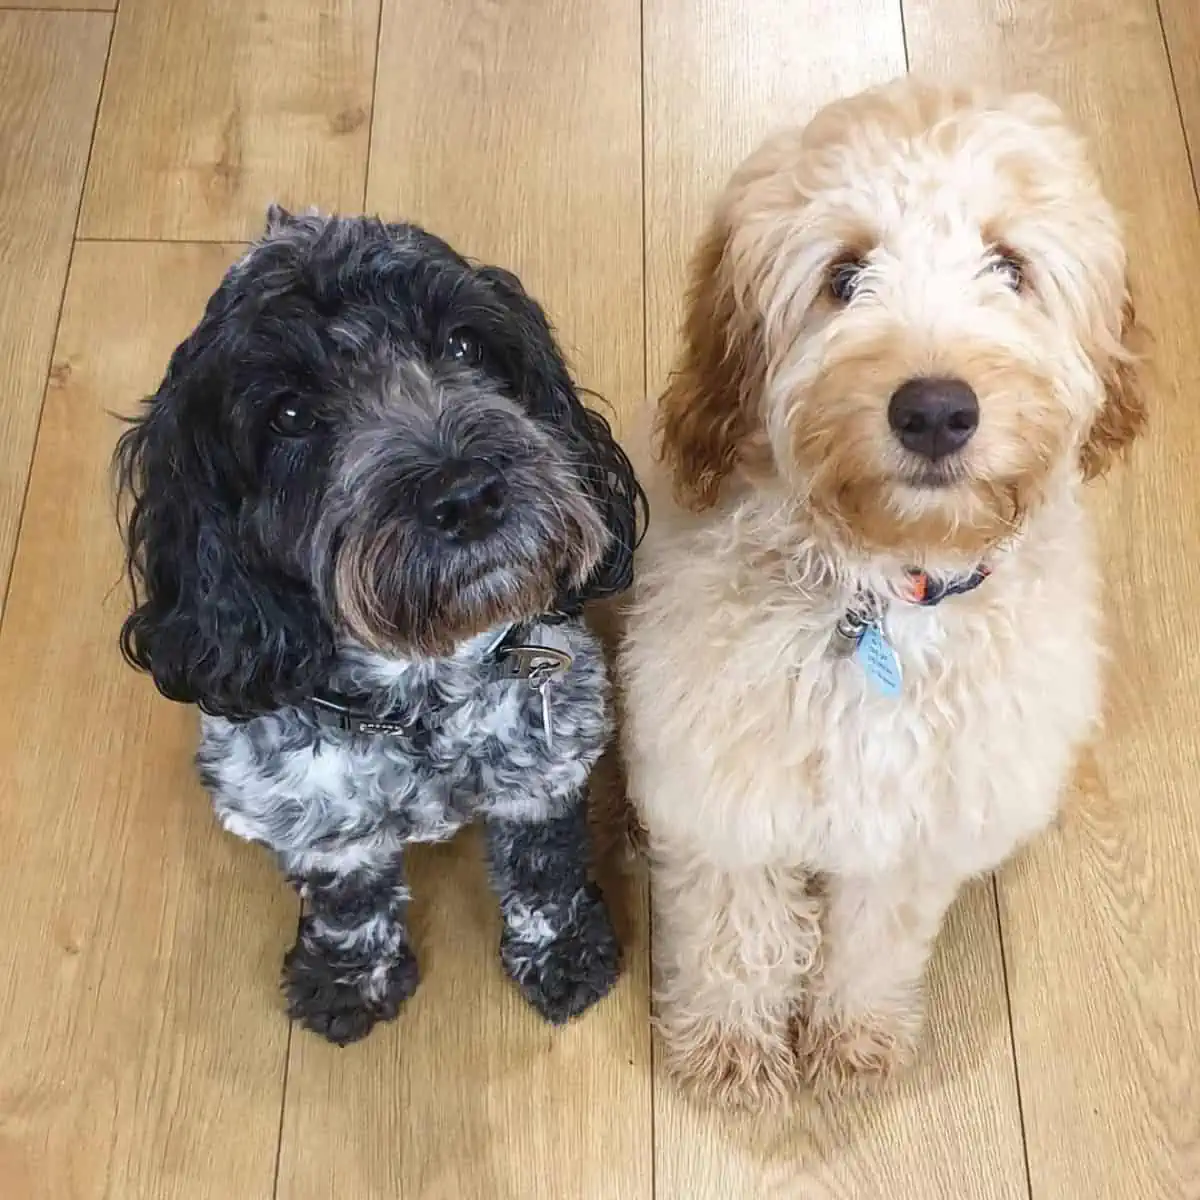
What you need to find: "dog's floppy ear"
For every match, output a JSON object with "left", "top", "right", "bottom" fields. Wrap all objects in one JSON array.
[
  {"left": 115, "top": 307, "right": 335, "bottom": 718},
  {"left": 1081, "top": 289, "right": 1147, "bottom": 480},
  {"left": 561, "top": 399, "right": 647, "bottom": 604},
  {"left": 476, "top": 264, "right": 648, "bottom": 606},
  {"left": 655, "top": 211, "right": 768, "bottom": 511}
]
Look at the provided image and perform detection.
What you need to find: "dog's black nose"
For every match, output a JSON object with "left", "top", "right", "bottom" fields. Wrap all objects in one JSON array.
[
  {"left": 418, "top": 460, "right": 507, "bottom": 540},
  {"left": 888, "top": 377, "right": 979, "bottom": 460}
]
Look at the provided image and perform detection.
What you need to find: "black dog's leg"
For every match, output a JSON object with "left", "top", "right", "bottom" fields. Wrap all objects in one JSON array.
[
  {"left": 483, "top": 798, "right": 620, "bottom": 1023},
  {"left": 280, "top": 852, "right": 418, "bottom": 1046}
]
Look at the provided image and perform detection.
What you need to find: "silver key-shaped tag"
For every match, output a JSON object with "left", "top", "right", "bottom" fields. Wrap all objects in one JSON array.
[
  {"left": 536, "top": 677, "right": 555, "bottom": 750},
  {"left": 497, "top": 638, "right": 571, "bottom": 750}
]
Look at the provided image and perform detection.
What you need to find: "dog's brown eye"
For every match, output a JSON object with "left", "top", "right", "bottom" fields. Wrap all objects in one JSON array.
[
  {"left": 828, "top": 258, "right": 866, "bottom": 303},
  {"left": 269, "top": 399, "right": 318, "bottom": 437},
  {"left": 443, "top": 331, "right": 482, "bottom": 365},
  {"left": 990, "top": 248, "right": 1025, "bottom": 291}
]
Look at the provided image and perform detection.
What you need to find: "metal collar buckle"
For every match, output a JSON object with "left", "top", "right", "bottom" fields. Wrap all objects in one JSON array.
[
  {"left": 496, "top": 644, "right": 573, "bottom": 684},
  {"left": 828, "top": 590, "right": 884, "bottom": 659}
]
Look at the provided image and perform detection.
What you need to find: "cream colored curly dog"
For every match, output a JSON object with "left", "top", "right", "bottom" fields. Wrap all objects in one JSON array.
[{"left": 617, "top": 76, "right": 1144, "bottom": 1109}]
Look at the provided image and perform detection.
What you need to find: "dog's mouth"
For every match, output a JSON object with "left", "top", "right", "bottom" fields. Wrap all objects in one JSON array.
[
  {"left": 340, "top": 545, "right": 572, "bottom": 658},
  {"left": 896, "top": 457, "right": 969, "bottom": 490},
  {"left": 320, "top": 473, "right": 607, "bottom": 656},
  {"left": 456, "top": 561, "right": 555, "bottom": 608}
]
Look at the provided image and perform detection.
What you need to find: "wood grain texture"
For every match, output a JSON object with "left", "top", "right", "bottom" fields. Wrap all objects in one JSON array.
[
  {"left": 1, "top": 1, "right": 114, "bottom": 9},
  {"left": 0, "top": 11, "right": 108, "bottom": 605},
  {"left": 276, "top": 4, "right": 651, "bottom": 1199},
  {"left": 642, "top": 2, "right": 1028, "bottom": 1196},
  {"left": 0, "top": 243, "right": 296, "bottom": 1200},
  {"left": 1159, "top": 0, "right": 1200, "bottom": 193},
  {"left": 904, "top": 2, "right": 1200, "bottom": 1197},
  {"left": 364, "top": 0, "right": 644, "bottom": 432},
  {"left": 79, "top": 0, "right": 377, "bottom": 241}
]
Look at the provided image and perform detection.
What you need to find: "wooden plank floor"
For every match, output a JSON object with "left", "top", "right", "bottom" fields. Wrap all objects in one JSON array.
[
  {"left": 0, "top": 11, "right": 109, "bottom": 604},
  {"left": 0, "top": 2, "right": 1196, "bottom": 1198}
]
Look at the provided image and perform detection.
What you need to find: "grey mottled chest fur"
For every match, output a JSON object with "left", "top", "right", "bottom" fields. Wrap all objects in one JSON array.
[{"left": 197, "top": 619, "right": 610, "bottom": 866}]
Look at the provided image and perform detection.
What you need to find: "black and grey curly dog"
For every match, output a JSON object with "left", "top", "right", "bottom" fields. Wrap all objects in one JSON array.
[{"left": 115, "top": 208, "right": 646, "bottom": 1045}]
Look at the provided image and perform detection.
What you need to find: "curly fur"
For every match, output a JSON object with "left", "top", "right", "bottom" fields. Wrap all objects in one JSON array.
[
  {"left": 116, "top": 209, "right": 646, "bottom": 1042},
  {"left": 619, "top": 77, "right": 1145, "bottom": 1107}
]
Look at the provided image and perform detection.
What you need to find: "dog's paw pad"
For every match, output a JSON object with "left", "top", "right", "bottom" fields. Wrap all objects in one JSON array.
[
  {"left": 282, "top": 941, "right": 419, "bottom": 1046},
  {"left": 500, "top": 886, "right": 621, "bottom": 1024}
]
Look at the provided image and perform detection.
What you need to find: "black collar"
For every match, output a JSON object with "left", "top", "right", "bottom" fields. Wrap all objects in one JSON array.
[{"left": 307, "top": 619, "right": 573, "bottom": 738}]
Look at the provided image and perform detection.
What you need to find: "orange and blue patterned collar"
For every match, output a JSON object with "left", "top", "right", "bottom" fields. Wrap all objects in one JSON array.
[
  {"left": 829, "top": 563, "right": 992, "bottom": 697},
  {"left": 896, "top": 563, "right": 991, "bottom": 607}
]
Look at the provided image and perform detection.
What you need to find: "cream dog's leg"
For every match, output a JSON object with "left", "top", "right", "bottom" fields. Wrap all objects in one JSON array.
[
  {"left": 798, "top": 867, "right": 959, "bottom": 1091},
  {"left": 651, "top": 844, "right": 821, "bottom": 1108}
]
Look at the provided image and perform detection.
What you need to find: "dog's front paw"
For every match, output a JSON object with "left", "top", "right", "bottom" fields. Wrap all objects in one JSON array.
[
  {"left": 499, "top": 883, "right": 621, "bottom": 1024},
  {"left": 282, "top": 938, "right": 419, "bottom": 1046},
  {"left": 794, "top": 1005, "right": 919, "bottom": 1094},
  {"left": 656, "top": 1009, "right": 799, "bottom": 1110}
]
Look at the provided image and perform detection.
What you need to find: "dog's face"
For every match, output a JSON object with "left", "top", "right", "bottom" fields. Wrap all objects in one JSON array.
[
  {"left": 117, "top": 211, "right": 643, "bottom": 716},
  {"left": 658, "top": 78, "right": 1145, "bottom": 558}
]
